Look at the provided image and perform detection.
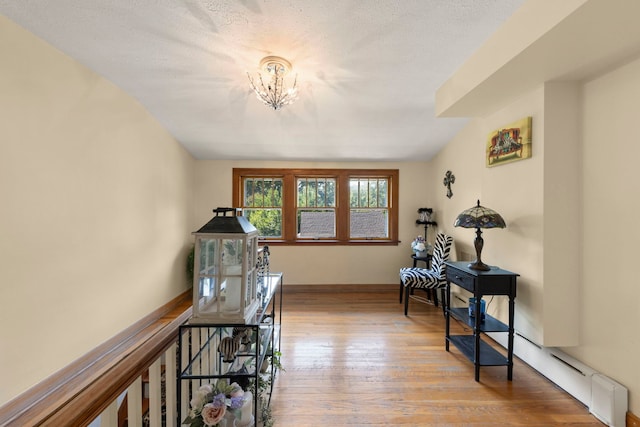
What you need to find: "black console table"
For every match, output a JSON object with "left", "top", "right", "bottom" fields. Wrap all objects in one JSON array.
[{"left": 444, "top": 261, "right": 518, "bottom": 381}]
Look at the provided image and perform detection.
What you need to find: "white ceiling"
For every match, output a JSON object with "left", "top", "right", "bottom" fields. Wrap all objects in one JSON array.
[{"left": 0, "top": 0, "right": 525, "bottom": 161}]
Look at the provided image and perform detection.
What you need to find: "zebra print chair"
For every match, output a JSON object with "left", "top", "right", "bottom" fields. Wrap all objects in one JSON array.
[{"left": 400, "top": 233, "right": 453, "bottom": 316}]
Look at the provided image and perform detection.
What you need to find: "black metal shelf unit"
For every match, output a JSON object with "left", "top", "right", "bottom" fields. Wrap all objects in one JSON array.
[{"left": 177, "top": 273, "right": 283, "bottom": 426}]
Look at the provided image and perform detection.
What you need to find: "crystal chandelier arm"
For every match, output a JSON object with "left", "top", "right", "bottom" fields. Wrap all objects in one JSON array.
[
  {"left": 247, "top": 72, "right": 271, "bottom": 107},
  {"left": 266, "top": 74, "right": 276, "bottom": 104},
  {"left": 246, "top": 72, "right": 262, "bottom": 97},
  {"left": 258, "top": 73, "right": 270, "bottom": 101},
  {"left": 271, "top": 72, "right": 279, "bottom": 104}
]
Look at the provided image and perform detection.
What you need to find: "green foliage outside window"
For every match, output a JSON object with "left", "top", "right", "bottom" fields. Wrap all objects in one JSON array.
[
  {"left": 243, "top": 177, "right": 283, "bottom": 238},
  {"left": 350, "top": 178, "right": 388, "bottom": 208},
  {"left": 244, "top": 208, "right": 282, "bottom": 238},
  {"left": 297, "top": 178, "right": 336, "bottom": 208}
]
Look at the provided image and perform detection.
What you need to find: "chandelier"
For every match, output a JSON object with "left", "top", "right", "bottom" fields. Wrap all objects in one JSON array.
[{"left": 247, "top": 56, "right": 298, "bottom": 110}]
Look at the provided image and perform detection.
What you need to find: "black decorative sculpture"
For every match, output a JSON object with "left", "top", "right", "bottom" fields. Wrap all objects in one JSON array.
[{"left": 443, "top": 170, "right": 455, "bottom": 199}]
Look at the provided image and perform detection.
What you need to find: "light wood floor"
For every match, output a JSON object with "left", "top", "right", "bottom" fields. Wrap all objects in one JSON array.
[{"left": 269, "top": 288, "right": 603, "bottom": 426}]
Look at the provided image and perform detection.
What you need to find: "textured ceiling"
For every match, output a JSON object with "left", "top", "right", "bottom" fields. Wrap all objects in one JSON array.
[{"left": 0, "top": 0, "right": 525, "bottom": 161}]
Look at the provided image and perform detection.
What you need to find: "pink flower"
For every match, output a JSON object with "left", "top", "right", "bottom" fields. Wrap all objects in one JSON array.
[{"left": 201, "top": 403, "right": 226, "bottom": 426}]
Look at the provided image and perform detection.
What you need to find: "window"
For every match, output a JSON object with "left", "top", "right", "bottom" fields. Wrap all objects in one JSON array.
[
  {"left": 297, "top": 177, "right": 336, "bottom": 238},
  {"left": 233, "top": 168, "right": 399, "bottom": 245},
  {"left": 242, "top": 177, "right": 283, "bottom": 238},
  {"left": 349, "top": 178, "right": 389, "bottom": 239}
]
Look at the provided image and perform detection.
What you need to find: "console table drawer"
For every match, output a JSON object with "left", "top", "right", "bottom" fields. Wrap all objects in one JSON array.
[{"left": 446, "top": 269, "right": 475, "bottom": 292}]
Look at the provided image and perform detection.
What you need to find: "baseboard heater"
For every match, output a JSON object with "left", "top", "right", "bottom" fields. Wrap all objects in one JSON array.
[{"left": 487, "top": 331, "right": 628, "bottom": 427}]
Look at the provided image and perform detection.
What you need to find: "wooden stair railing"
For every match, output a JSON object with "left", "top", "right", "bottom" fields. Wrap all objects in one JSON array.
[{"left": 0, "top": 291, "right": 192, "bottom": 427}]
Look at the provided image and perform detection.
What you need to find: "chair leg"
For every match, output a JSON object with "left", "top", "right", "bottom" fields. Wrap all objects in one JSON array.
[
  {"left": 404, "top": 285, "right": 410, "bottom": 316},
  {"left": 399, "top": 281, "right": 403, "bottom": 303},
  {"left": 433, "top": 289, "right": 439, "bottom": 307},
  {"left": 440, "top": 288, "right": 447, "bottom": 316}
]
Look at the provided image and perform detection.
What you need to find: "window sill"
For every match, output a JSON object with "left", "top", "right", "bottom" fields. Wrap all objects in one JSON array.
[{"left": 259, "top": 240, "right": 401, "bottom": 246}]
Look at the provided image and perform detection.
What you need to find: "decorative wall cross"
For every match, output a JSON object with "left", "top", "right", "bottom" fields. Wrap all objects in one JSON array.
[{"left": 443, "top": 170, "right": 455, "bottom": 199}]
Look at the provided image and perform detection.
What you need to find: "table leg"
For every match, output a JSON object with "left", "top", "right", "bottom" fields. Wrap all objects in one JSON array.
[
  {"left": 507, "top": 294, "right": 515, "bottom": 380},
  {"left": 474, "top": 295, "right": 481, "bottom": 382},
  {"left": 445, "top": 282, "right": 450, "bottom": 351}
]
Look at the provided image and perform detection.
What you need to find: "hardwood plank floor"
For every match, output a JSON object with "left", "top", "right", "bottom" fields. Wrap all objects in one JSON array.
[{"left": 269, "top": 288, "right": 603, "bottom": 426}]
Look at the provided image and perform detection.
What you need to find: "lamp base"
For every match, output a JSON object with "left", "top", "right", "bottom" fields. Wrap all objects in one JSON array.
[{"left": 468, "top": 260, "right": 491, "bottom": 271}]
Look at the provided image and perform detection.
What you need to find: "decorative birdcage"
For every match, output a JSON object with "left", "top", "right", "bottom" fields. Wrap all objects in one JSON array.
[{"left": 191, "top": 207, "right": 260, "bottom": 324}]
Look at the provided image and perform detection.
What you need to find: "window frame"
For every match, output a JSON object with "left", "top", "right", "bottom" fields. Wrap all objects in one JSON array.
[{"left": 233, "top": 168, "right": 399, "bottom": 246}]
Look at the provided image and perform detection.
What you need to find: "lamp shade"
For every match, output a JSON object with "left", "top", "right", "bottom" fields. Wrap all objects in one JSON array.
[{"left": 454, "top": 200, "right": 506, "bottom": 229}]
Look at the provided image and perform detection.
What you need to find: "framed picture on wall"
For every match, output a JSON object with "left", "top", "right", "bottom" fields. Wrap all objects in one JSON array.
[{"left": 486, "top": 116, "right": 532, "bottom": 167}]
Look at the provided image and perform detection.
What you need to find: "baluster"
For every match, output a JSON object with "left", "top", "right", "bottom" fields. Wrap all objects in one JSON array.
[
  {"left": 165, "top": 342, "right": 177, "bottom": 427},
  {"left": 99, "top": 400, "right": 118, "bottom": 427},
  {"left": 148, "top": 358, "right": 162, "bottom": 427},
  {"left": 127, "top": 377, "right": 143, "bottom": 427}
]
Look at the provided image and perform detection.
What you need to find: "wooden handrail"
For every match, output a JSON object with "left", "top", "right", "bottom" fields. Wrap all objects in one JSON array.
[{"left": 0, "top": 291, "right": 192, "bottom": 427}]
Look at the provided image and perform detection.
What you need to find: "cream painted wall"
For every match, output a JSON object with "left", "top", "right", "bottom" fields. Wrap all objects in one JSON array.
[
  {"left": 428, "top": 87, "right": 547, "bottom": 344},
  {"left": 541, "top": 82, "right": 581, "bottom": 346},
  {"left": 0, "top": 17, "right": 195, "bottom": 404},
  {"left": 193, "top": 160, "right": 430, "bottom": 285},
  {"left": 566, "top": 56, "right": 640, "bottom": 411}
]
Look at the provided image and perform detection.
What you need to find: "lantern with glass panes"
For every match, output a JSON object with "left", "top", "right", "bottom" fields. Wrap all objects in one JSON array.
[{"left": 191, "top": 207, "right": 260, "bottom": 324}]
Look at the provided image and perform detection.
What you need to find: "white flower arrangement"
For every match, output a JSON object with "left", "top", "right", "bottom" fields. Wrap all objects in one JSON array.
[
  {"left": 411, "top": 236, "right": 426, "bottom": 252},
  {"left": 183, "top": 380, "right": 250, "bottom": 427}
]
